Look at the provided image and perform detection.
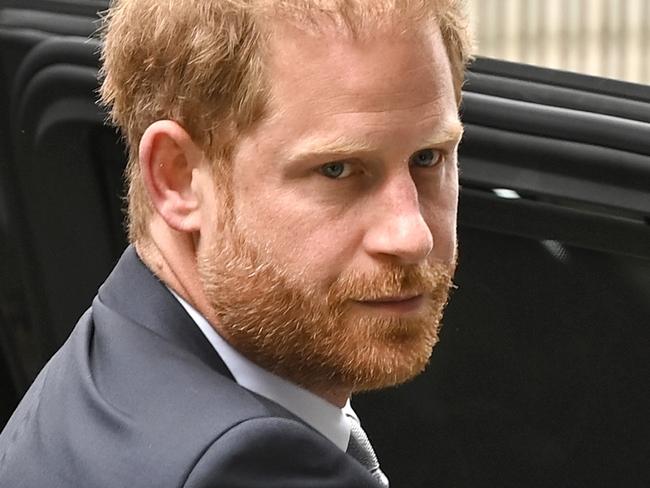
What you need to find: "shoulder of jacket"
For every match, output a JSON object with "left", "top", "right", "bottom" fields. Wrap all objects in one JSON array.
[{"left": 182, "top": 416, "right": 380, "bottom": 488}]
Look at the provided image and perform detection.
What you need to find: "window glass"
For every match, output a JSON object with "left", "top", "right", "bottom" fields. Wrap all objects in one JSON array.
[{"left": 468, "top": 0, "right": 650, "bottom": 84}]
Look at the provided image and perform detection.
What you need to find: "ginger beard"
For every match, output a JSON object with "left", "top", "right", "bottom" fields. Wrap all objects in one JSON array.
[{"left": 198, "top": 216, "right": 456, "bottom": 393}]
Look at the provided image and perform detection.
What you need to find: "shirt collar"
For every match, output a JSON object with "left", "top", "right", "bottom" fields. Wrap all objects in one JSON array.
[{"left": 169, "top": 289, "right": 353, "bottom": 451}]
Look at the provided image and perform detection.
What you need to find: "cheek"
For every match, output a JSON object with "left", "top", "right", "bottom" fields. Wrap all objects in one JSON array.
[
  {"left": 422, "top": 172, "right": 458, "bottom": 262},
  {"left": 234, "top": 190, "right": 359, "bottom": 279}
]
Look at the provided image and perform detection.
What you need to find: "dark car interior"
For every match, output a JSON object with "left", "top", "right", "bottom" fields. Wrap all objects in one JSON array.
[{"left": 0, "top": 1, "right": 648, "bottom": 487}]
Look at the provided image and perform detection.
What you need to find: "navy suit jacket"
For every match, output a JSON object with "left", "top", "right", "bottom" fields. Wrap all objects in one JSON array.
[{"left": 0, "top": 247, "right": 380, "bottom": 487}]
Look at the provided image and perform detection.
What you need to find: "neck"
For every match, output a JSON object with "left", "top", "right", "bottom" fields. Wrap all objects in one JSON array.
[
  {"left": 136, "top": 221, "right": 217, "bottom": 324},
  {"left": 310, "top": 386, "right": 351, "bottom": 409}
]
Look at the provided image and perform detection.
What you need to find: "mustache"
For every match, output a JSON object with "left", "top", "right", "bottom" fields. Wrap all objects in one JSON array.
[{"left": 326, "top": 261, "right": 455, "bottom": 304}]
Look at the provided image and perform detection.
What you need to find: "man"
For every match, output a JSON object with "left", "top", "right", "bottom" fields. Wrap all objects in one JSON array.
[{"left": 0, "top": 0, "right": 471, "bottom": 486}]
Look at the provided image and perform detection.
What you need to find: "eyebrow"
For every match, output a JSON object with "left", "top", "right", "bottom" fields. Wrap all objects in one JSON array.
[
  {"left": 286, "top": 119, "right": 464, "bottom": 163},
  {"left": 418, "top": 120, "right": 465, "bottom": 148}
]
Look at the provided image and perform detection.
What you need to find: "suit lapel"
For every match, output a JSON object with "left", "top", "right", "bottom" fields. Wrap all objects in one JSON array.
[{"left": 97, "top": 246, "right": 234, "bottom": 381}]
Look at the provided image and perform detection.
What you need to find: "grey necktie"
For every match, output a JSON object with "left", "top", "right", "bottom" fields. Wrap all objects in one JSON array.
[{"left": 346, "top": 414, "right": 390, "bottom": 487}]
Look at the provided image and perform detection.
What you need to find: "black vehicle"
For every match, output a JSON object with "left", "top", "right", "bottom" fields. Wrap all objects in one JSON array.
[{"left": 0, "top": 1, "right": 648, "bottom": 486}]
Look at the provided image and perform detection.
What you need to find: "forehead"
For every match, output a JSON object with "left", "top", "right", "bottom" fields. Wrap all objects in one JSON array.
[
  {"left": 235, "top": 18, "right": 459, "bottom": 162},
  {"left": 266, "top": 19, "right": 454, "bottom": 116}
]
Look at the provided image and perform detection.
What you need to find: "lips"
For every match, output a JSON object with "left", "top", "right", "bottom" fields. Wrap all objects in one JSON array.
[
  {"left": 363, "top": 294, "right": 422, "bottom": 303},
  {"left": 353, "top": 294, "right": 426, "bottom": 313}
]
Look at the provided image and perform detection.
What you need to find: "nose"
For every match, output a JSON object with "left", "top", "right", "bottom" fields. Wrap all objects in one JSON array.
[{"left": 362, "top": 177, "right": 433, "bottom": 265}]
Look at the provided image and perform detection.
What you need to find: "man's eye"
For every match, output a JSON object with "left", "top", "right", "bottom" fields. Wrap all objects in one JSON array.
[
  {"left": 319, "top": 162, "right": 352, "bottom": 179},
  {"left": 410, "top": 149, "right": 443, "bottom": 168}
]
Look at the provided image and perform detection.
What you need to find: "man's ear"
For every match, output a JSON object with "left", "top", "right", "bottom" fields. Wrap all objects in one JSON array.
[{"left": 139, "top": 121, "right": 206, "bottom": 233}]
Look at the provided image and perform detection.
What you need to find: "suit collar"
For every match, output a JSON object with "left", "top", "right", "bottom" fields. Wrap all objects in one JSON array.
[{"left": 97, "top": 245, "right": 234, "bottom": 381}]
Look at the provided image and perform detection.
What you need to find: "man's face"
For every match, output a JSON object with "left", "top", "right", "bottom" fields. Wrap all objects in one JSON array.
[{"left": 198, "top": 20, "right": 462, "bottom": 395}]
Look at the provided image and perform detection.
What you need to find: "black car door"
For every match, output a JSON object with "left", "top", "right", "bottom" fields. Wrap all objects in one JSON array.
[{"left": 355, "top": 57, "right": 650, "bottom": 488}]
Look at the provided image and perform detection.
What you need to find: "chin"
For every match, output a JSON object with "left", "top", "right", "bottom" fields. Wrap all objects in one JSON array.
[
  {"left": 352, "top": 338, "right": 439, "bottom": 392},
  {"left": 325, "top": 312, "right": 443, "bottom": 393}
]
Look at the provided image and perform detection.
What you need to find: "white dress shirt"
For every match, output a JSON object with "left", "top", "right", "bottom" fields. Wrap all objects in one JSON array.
[{"left": 169, "top": 290, "right": 354, "bottom": 451}]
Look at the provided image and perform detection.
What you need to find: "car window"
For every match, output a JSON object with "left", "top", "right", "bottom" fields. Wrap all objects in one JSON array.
[{"left": 468, "top": 0, "right": 650, "bottom": 85}]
